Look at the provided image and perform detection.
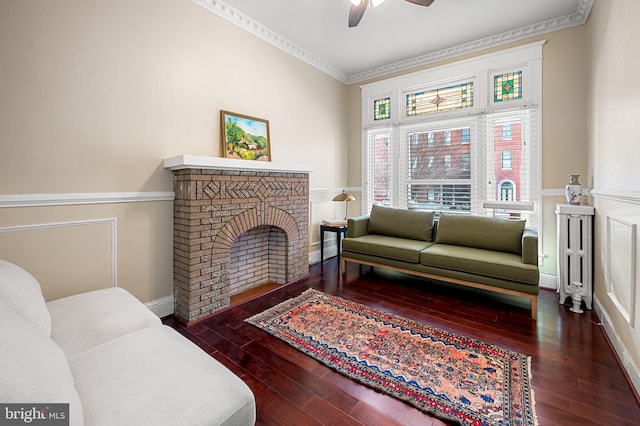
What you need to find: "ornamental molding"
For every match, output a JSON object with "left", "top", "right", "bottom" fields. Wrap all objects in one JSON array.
[
  {"left": 192, "top": 0, "right": 594, "bottom": 85},
  {"left": 191, "top": 0, "right": 349, "bottom": 82}
]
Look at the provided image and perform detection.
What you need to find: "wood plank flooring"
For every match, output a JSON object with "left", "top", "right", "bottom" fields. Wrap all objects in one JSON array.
[{"left": 164, "top": 257, "right": 640, "bottom": 426}]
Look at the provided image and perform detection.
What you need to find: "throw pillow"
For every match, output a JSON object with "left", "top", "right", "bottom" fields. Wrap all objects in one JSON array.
[
  {"left": 435, "top": 214, "right": 525, "bottom": 255},
  {"left": 368, "top": 204, "right": 434, "bottom": 241}
]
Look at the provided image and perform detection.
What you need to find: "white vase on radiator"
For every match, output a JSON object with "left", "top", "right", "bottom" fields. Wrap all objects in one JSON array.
[{"left": 564, "top": 174, "right": 583, "bottom": 205}]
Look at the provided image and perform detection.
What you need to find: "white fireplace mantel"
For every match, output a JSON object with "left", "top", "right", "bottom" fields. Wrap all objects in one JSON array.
[{"left": 163, "top": 155, "right": 314, "bottom": 173}]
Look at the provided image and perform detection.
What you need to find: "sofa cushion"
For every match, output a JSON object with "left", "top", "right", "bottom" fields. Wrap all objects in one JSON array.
[
  {"left": 435, "top": 214, "right": 525, "bottom": 255},
  {"left": 47, "top": 287, "right": 162, "bottom": 357},
  {"left": 343, "top": 234, "right": 433, "bottom": 263},
  {"left": 368, "top": 205, "right": 434, "bottom": 241},
  {"left": 69, "top": 325, "right": 256, "bottom": 426},
  {"left": 421, "top": 244, "right": 539, "bottom": 285},
  {"left": 0, "top": 259, "right": 52, "bottom": 336},
  {"left": 0, "top": 299, "right": 83, "bottom": 426}
]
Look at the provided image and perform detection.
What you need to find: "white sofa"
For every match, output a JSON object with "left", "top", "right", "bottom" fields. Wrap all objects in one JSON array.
[{"left": 0, "top": 259, "right": 255, "bottom": 426}]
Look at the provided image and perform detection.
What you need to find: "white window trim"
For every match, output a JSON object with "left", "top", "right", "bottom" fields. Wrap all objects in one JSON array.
[{"left": 361, "top": 42, "right": 543, "bottom": 233}]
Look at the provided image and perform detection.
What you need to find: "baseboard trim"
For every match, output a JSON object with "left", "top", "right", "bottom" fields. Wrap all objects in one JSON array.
[
  {"left": 539, "top": 273, "right": 557, "bottom": 290},
  {"left": 146, "top": 295, "right": 175, "bottom": 318},
  {"left": 594, "top": 295, "right": 640, "bottom": 399}
]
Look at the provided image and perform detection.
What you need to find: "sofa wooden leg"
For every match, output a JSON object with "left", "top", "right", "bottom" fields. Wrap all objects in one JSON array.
[
  {"left": 341, "top": 258, "right": 347, "bottom": 274},
  {"left": 531, "top": 296, "right": 538, "bottom": 320}
]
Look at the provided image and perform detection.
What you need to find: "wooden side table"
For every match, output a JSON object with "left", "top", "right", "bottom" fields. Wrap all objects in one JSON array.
[{"left": 320, "top": 223, "right": 348, "bottom": 262}]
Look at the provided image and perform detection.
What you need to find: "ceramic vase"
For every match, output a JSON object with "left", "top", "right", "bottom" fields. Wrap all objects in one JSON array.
[{"left": 565, "top": 174, "right": 583, "bottom": 205}]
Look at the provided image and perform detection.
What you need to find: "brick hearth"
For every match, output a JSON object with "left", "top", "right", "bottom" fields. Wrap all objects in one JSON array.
[{"left": 165, "top": 156, "right": 311, "bottom": 323}]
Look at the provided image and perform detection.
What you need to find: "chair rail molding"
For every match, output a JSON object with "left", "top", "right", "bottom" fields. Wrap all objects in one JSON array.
[
  {"left": 0, "top": 191, "right": 174, "bottom": 208},
  {"left": 590, "top": 189, "right": 640, "bottom": 205}
]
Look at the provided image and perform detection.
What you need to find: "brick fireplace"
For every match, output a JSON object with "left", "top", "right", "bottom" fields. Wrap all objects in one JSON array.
[{"left": 164, "top": 155, "right": 311, "bottom": 323}]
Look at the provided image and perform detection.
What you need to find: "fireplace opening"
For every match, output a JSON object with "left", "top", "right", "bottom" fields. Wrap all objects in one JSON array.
[{"left": 228, "top": 225, "right": 287, "bottom": 304}]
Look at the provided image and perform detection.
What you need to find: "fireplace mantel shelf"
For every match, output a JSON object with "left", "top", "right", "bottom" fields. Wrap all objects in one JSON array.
[{"left": 164, "top": 155, "right": 314, "bottom": 173}]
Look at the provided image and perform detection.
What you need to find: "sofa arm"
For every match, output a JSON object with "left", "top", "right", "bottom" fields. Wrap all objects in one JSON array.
[
  {"left": 522, "top": 228, "right": 538, "bottom": 265},
  {"left": 347, "top": 215, "right": 370, "bottom": 238}
]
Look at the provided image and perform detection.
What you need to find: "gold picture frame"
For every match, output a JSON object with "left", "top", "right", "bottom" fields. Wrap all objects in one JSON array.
[{"left": 221, "top": 110, "right": 271, "bottom": 161}]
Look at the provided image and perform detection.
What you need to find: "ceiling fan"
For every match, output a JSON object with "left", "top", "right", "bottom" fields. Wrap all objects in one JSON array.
[{"left": 349, "top": 0, "right": 435, "bottom": 28}]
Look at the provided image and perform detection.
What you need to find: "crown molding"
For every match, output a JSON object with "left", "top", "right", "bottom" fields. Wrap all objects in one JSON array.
[
  {"left": 192, "top": 0, "right": 349, "bottom": 82},
  {"left": 193, "top": 0, "right": 593, "bottom": 85}
]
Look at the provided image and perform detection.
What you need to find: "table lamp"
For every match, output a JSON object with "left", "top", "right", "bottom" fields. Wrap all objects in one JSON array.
[{"left": 333, "top": 190, "right": 356, "bottom": 221}]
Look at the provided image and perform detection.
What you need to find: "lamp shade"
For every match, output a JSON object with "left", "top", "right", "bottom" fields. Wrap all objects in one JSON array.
[{"left": 333, "top": 190, "right": 356, "bottom": 202}]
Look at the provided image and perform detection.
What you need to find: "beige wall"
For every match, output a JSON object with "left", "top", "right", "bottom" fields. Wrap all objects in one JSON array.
[
  {"left": 0, "top": 0, "right": 350, "bottom": 303},
  {"left": 586, "top": 0, "right": 640, "bottom": 384},
  {"left": 345, "top": 27, "right": 589, "bottom": 277}
]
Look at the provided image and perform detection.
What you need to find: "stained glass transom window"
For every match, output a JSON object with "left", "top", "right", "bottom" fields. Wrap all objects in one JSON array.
[
  {"left": 374, "top": 97, "right": 391, "bottom": 120},
  {"left": 494, "top": 71, "right": 522, "bottom": 102},
  {"left": 406, "top": 82, "right": 474, "bottom": 117}
]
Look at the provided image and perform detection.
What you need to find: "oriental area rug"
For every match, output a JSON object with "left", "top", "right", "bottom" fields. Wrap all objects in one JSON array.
[{"left": 246, "top": 288, "right": 538, "bottom": 426}]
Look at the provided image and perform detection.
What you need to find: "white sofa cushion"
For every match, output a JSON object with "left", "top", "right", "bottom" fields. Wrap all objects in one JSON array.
[
  {"left": 47, "top": 287, "right": 162, "bottom": 357},
  {"left": 69, "top": 325, "right": 256, "bottom": 426},
  {"left": 0, "top": 299, "right": 84, "bottom": 426},
  {"left": 0, "top": 259, "right": 52, "bottom": 336}
]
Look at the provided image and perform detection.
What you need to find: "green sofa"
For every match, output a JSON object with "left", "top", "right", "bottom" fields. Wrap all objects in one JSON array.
[{"left": 341, "top": 205, "right": 540, "bottom": 319}]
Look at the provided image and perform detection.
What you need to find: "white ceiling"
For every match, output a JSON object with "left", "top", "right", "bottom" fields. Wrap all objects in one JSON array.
[{"left": 193, "top": 0, "right": 593, "bottom": 84}]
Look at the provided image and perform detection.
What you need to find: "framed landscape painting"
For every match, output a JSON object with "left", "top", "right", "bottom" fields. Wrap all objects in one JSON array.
[{"left": 221, "top": 110, "right": 271, "bottom": 161}]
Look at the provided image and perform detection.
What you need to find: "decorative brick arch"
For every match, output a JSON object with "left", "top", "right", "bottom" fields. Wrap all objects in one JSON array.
[{"left": 212, "top": 207, "right": 300, "bottom": 260}]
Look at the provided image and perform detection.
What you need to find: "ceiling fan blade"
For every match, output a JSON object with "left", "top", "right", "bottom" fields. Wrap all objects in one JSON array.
[
  {"left": 405, "top": 0, "right": 435, "bottom": 6},
  {"left": 348, "top": 0, "right": 370, "bottom": 28}
]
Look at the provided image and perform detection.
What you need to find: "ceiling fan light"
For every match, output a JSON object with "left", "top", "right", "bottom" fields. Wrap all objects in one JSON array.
[
  {"left": 350, "top": 0, "right": 361, "bottom": 6},
  {"left": 371, "top": 0, "right": 387, "bottom": 7}
]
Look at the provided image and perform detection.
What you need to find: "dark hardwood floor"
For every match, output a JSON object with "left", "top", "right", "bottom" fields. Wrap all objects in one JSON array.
[{"left": 164, "top": 257, "right": 640, "bottom": 426}]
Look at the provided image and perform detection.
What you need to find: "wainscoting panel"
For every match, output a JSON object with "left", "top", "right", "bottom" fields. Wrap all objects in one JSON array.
[
  {"left": 0, "top": 219, "right": 116, "bottom": 301},
  {"left": 606, "top": 215, "right": 637, "bottom": 326}
]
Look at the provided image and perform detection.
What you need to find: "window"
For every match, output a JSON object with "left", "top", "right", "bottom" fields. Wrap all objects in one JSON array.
[
  {"left": 362, "top": 42, "right": 542, "bottom": 227},
  {"left": 461, "top": 153, "right": 470, "bottom": 171},
  {"left": 500, "top": 181, "right": 515, "bottom": 201},
  {"left": 406, "top": 82, "right": 474, "bottom": 116},
  {"left": 494, "top": 71, "right": 523, "bottom": 103},
  {"left": 367, "top": 131, "right": 392, "bottom": 207},
  {"left": 374, "top": 97, "right": 391, "bottom": 121},
  {"left": 502, "top": 151, "right": 512, "bottom": 169},
  {"left": 502, "top": 124, "right": 512, "bottom": 140},
  {"left": 461, "top": 128, "right": 470, "bottom": 144},
  {"left": 409, "top": 132, "right": 419, "bottom": 147},
  {"left": 444, "top": 130, "right": 452, "bottom": 145}
]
